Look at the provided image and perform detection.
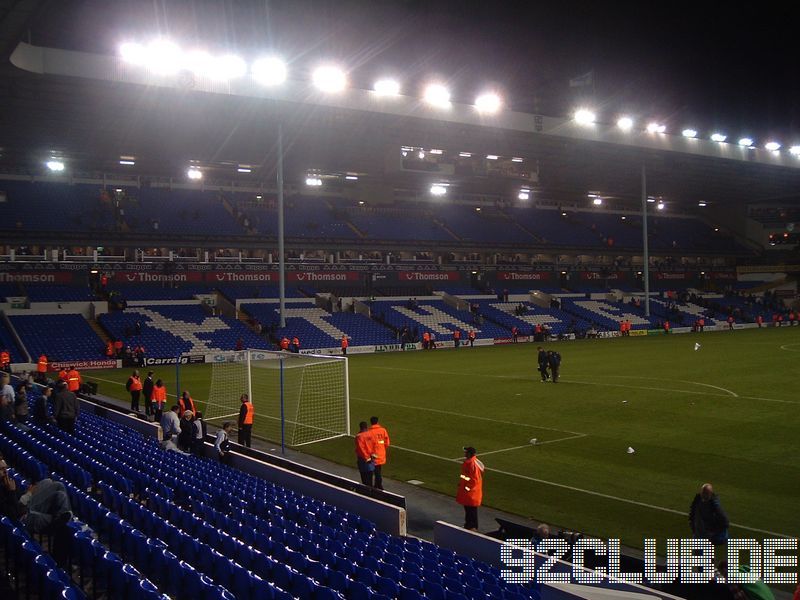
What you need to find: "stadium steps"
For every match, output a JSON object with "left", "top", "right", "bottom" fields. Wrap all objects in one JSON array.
[
  {"left": 343, "top": 219, "right": 365, "bottom": 238},
  {"left": 508, "top": 218, "right": 543, "bottom": 243},
  {"left": 433, "top": 218, "right": 462, "bottom": 241},
  {"left": 743, "top": 276, "right": 791, "bottom": 294},
  {"left": 88, "top": 317, "right": 111, "bottom": 344}
]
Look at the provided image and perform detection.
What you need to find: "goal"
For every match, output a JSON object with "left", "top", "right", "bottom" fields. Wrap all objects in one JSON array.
[{"left": 201, "top": 350, "right": 350, "bottom": 448}]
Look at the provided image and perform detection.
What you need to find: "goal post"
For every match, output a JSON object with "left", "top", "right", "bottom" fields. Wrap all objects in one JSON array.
[{"left": 200, "top": 349, "right": 350, "bottom": 451}]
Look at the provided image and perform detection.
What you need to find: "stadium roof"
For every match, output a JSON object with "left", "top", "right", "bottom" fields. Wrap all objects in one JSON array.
[{"left": 2, "top": 3, "right": 800, "bottom": 209}]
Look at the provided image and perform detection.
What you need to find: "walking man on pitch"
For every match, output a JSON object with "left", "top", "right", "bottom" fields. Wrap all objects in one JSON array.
[
  {"left": 457, "top": 446, "right": 484, "bottom": 531},
  {"left": 537, "top": 346, "right": 549, "bottom": 382},
  {"left": 547, "top": 350, "right": 562, "bottom": 383},
  {"left": 468, "top": 330, "right": 476, "bottom": 348},
  {"left": 369, "top": 416, "right": 390, "bottom": 490},
  {"left": 354, "top": 421, "right": 378, "bottom": 487},
  {"left": 238, "top": 393, "right": 254, "bottom": 448}
]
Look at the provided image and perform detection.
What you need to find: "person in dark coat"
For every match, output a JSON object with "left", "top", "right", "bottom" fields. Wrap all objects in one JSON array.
[
  {"left": 547, "top": 350, "right": 562, "bottom": 383},
  {"left": 142, "top": 371, "right": 155, "bottom": 417},
  {"left": 536, "top": 347, "right": 549, "bottom": 382},
  {"left": 689, "top": 483, "right": 729, "bottom": 545}
]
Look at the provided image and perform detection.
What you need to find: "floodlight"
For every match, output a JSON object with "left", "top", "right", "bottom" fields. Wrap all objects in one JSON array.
[
  {"left": 656, "top": 201, "right": 665, "bottom": 210},
  {"left": 305, "top": 177, "right": 323, "bottom": 187},
  {"left": 345, "top": 175, "right": 358, "bottom": 180},
  {"left": 119, "top": 160, "right": 135, "bottom": 166},
  {"left": 592, "top": 198, "right": 602, "bottom": 206},
  {"left": 418, "top": 151, "right": 425, "bottom": 159},
  {"left": 764, "top": 141, "right": 781, "bottom": 151},
  {"left": 182, "top": 50, "right": 213, "bottom": 75},
  {"left": 237, "top": 167, "right": 252, "bottom": 173},
  {"left": 358, "top": 201, "right": 365, "bottom": 205},
  {"left": 373, "top": 79, "right": 400, "bottom": 96},
  {"left": 617, "top": 117, "right": 634, "bottom": 131},
  {"left": 789, "top": 146, "right": 800, "bottom": 156},
  {"left": 647, "top": 197, "right": 656, "bottom": 203},
  {"left": 119, "top": 42, "right": 147, "bottom": 65},
  {"left": 459, "top": 152, "right": 472, "bottom": 158},
  {"left": 710, "top": 133, "right": 727, "bottom": 142},
  {"left": 698, "top": 201, "right": 707, "bottom": 207},
  {"left": 714, "top": 227, "right": 719, "bottom": 232},
  {"left": 429, "top": 149, "right": 443, "bottom": 155},
  {"left": 46, "top": 160, "right": 65, "bottom": 172},
  {"left": 313, "top": 66, "right": 347, "bottom": 92},
  {"left": 682, "top": 129, "right": 698, "bottom": 138},
  {"left": 518, "top": 191, "right": 530, "bottom": 200},
  {"left": 475, "top": 207, "right": 481, "bottom": 212},
  {"left": 430, "top": 184, "right": 447, "bottom": 196},
  {"left": 574, "top": 109, "right": 596, "bottom": 125},
  {"left": 146, "top": 40, "right": 183, "bottom": 74},
  {"left": 475, "top": 92, "right": 502, "bottom": 114},
  {"left": 738, "top": 137, "right": 754, "bottom": 147},
  {"left": 646, "top": 122, "right": 666, "bottom": 134},
  {"left": 251, "top": 56, "right": 287, "bottom": 85},
  {"left": 423, "top": 84, "right": 451, "bottom": 108},
  {"left": 187, "top": 168, "right": 202, "bottom": 180},
  {"left": 511, "top": 157, "right": 523, "bottom": 163},
  {"left": 486, "top": 154, "right": 499, "bottom": 160},
  {"left": 208, "top": 54, "right": 247, "bottom": 80},
  {"left": 621, "top": 215, "right": 626, "bottom": 220}
]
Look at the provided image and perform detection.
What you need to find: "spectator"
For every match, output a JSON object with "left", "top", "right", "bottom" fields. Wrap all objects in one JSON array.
[
  {"left": 215, "top": 422, "right": 233, "bottom": 465},
  {"left": 142, "top": 371, "right": 155, "bottom": 418},
  {"left": 689, "top": 483, "right": 729, "bottom": 545},
  {"left": 178, "top": 411, "right": 195, "bottom": 452},
  {"left": 18, "top": 477, "right": 72, "bottom": 565},
  {"left": 0, "top": 455, "right": 21, "bottom": 518},
  {"left": 192, "top": 411, "right": 206, "bottom": 457},
  {"left": 53, "top": 381, "right": 79, "bottom": 434},
  {"left": 14, "top": 383, "right": 29, "bottom": 424},
  {"left": 160, "top": 405, "right": 181, "bottom": 442},
  {"left": 33, "top": 386, "right": 54, "bottom": 425},
  {"left": 0, "top": 373, "right": 14, "bottom": 422}
]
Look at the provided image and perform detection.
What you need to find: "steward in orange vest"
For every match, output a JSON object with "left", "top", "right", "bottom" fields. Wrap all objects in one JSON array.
[
  {"left": 369, "top": 417, "right": 390, "bottom": 490},
  {"left": 58, "top": 368, "right": 68, "bottom": 382},
  {"left": 126, "top": 370, "right": 143, "bottom": 412},
  {"left": 453, "top": 329, "right": 461, "bottom": 349},
  {"left": 178, "top": 391, "right": 195, "bottom": 418},
  {"left": 37, "top": 354, "right": 48, "bottom": 374},
  {"left": 341, "top": 335, "right": 349, "bottom": 355},
  {"left": 468, "top": 330, "right": 476, "bottom": 347},
  {"left": 238, "top": 393, "right": 254, "bottom": 448},
  {"left": 457, "top": 446, "right": 484, "bottom": 531},
  {"left": 355, "top": 421, "right": 378, "bottom": 487},
  {"left": 152, "top": 379, "right": 167, "bottom": 421},
  {"left": 279, "top": 337, "right": 290, "bottom": 351},
  {"left": 0, "top": 350, "right": 10, "bottom": 371},
  {"left": 66, "top": 367, "right": 81, "bottom": 393}
]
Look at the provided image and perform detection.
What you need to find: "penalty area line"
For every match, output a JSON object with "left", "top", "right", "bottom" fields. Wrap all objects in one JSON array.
[{"left": 447, "top": 434, "right": 589, "bottom": 460}]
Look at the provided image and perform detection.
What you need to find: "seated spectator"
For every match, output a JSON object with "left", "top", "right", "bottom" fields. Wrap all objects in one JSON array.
[
  {"left": 19, "top": 477, "right": 72, "bottom": 565},
  {"left": 0, "top": 455, "right": 21, "bottom": 518}
]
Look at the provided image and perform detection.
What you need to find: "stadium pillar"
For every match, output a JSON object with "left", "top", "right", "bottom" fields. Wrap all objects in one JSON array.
[
  {"left": 641, "top": 164, "right": 650, "bottom": 317},
  {"left": 278, "top": 124, "right": 286, "bottom": 328}
]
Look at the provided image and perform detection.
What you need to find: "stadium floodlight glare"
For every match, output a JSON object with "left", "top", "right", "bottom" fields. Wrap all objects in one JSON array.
[
  {"left": 710, "top": 133, "right": 727, "bottom": 142},
  {"left": 429, "top": 149, "right": 443, "bottom": 155},
  {"left": 738, "top": 137, "right": 754, "bottom": 147},
  {"left": 418, "top": 151, "right": 425, "bottom": 159},
  {"left": 475, "top": 207, "right": 481, "bottom": 212},
  {"left": 459, "top": 152, "right": 472, "bottom": 157},
  {"left": 313, "top": 66, "right": 347, "bottom": 92},
  {"left": 617, "top": 116, "right": 634, "bottom": 131},
  {"left": 682, "top": 129, "right": 698, "bottom": 138},
  {"left": 119, "top": 42, "right": 147, "bottom": 65},
  {"left": 46, "top": 160, "right": 65, "bottom": 172},
  {"left": 237, "top": 167, "right": 252, "bottom": 173},
  {"left": 146, "top": 40, "right": 183, "bottom": 74},
  {"left": 789, "top": 146, "right": 800, "bottom": 156},
  {"left": 305, "top": 177, "right": 323, "bottom": 187},
  {"left": 187, "top": 167, "right": 202, "bottom": 180},
  {"left": 208, "top": 54, "right": 247, "bottom": 80},
  {"left": 423, "top": 83, "right": 451, "bottom": 108},
  {"left": 430, "top": 184, "right": 447, "bottom": 196},
  {"left": 358, "top": 200, "right": 365, "bottom": 205},
  {"left": 486, "top": 154, "right": 499, "bottom": 160},
  {"left": 474, "top": 92, "right": 502, "bottom": 114},
  {"left": 518, "top": 191, "right": 530, "bottom": 200},
  {"left": 621, "top": 215, "right": 626, "bottom": 220},
  {"left": 119, "top": 160, "right": 135, "bottom": 166},
  {"left": 574, "top": 109, "right": 596, "bottom": 125},
  {"left": 764, "top": 141, "right": 781, "bottom": 151},
  {"left": 345, "top": 175, "right": 358, "bottom": 180},
  {"left": 646, "top": 122, "right": 666, "bottom": 134},
  {"left": 592, "top": 197, "right": 603, "bottom": 206},
  {"left": 511, "top": 157, "right": 523, "bottom": 163},
  {"left": 656, "top": 201, "right": 665, "bottom": 210},
  {"left": 373, "top": 78, "right": 400, "bottom": 96},
  {"left": 251, "top": 56, "right": 287, "bottom": 85},
  {"left": 698, "top": 201, "right": 707, "bottom": 207}
]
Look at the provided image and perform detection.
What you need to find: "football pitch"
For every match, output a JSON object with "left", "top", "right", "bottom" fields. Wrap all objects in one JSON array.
[{"left": 85, "top": 327, "right": 800, "bottom": 549}]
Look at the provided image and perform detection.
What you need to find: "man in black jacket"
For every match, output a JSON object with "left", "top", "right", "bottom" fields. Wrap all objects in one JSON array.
[
  {"left": 53, "top": 381, "right": 79, "bottom": 434},
  {"left": 142, "top": 371, "right": 155, "bottom": 418},
  {"left": 689, "top": 483, "right": 729, "bottom": 545},
  {"left": 547, "top": 350, "right": 562, "bottom": 383},
  {"left": 537, "top": 347, "right": 549, "bottom": 382}
]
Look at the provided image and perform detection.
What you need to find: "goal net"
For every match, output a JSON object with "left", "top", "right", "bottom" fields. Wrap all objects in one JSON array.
[{"left": 201, "top": 350, "right": 350, "bottom": 447}]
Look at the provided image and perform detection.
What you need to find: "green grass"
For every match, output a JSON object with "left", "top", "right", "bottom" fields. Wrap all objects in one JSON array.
[{"left": 84, "top": 327, "right": 800, "bottom": 549}]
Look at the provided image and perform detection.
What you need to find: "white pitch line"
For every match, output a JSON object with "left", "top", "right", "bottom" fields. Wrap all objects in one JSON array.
[
  {"left": 352, "top": 396, "right": 586, "bottom": 436},
  {"left": 387, "top": 444, "right": 792, "bottom": 539},
  {"left": 608, "top": 375, "right": 739, "bottom": 398},
  {"left": 447, "top": 434, "right": 589, "bottom": 460},
  {"left": 86, "top": 375, "right": 179, "bottom": 398}
]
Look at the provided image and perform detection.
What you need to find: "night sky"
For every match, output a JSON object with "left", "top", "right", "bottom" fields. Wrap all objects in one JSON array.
[{"left": 29, "top": 0, "right": 800, "bottom": 143}]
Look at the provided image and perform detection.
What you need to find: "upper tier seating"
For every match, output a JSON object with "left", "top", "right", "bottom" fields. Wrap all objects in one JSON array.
[
  {"left": 344, "top": 205, "right": 453, "bottom": 242},
  {"left": 477, "top": 301, "right": 590, "bottom": 335},
  {"left": 124, "top": 188, "right": 246, "bottom": 236},
  {"left": 560, "top": 299, "right": 660, "bottom": 330},
  {"left": 26, "top": 284, "right": 98, "bottom": 302},
  {"left": 0, "top": 318, "right": 25, "bottom": 362},
  {"left": 375, "top": 299, "right": 510, "bottom": 338},
  {"left": 10, "top": 313, "right": 105, "bottom": 361},
  {"left": 435, "top": 206, "right": 534, "bottom": 244},
  {"left": 0, "top": 399, "right": 543, "bottom": 600},
  {"left": 99, "top": 304, "right": 269, "bottom": 356}
]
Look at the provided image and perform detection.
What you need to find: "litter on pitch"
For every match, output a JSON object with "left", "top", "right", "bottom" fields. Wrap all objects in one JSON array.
[
  {"left": 529, "top": 438, "right": 538, "bottom": 445},
  {"left": 627, "top": 446, "right": 635, "bottom": 454},
  {"left": 694, "top": 342, "right": 701, "bottom": 351}
]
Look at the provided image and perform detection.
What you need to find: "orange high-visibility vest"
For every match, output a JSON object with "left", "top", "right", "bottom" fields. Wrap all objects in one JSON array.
[
  {"left": 369, "top": 423, "right": 390, "bottom": 466},
  {"left": 0, "top": 351, "right": 9, "bottom": 366},
  {"left": 58, "top": 369, "right": 68, "bottom": 381},
  {"left": 468, "top": 331, "right": 476, "bottom": 340},
  {"left": 423, "top": 332, "right": 430, "bottom": 342},
  {"left": 341, "top": 337, "right": 349, "bottom": 349},
  {"left": 178, "top": 395, "right": 195, "bottom": 417},
  {"left": 67, "top": 369, "right": 81, "bottom": 392},
  {"left": 355, "top": 430, "right": 377, "bottom": 460},
  {"left": 292, "top": 337, "right": 300, "bottom": 347},
  {"left": 280, "top": 338, "right": 289, "bottom": 350},
  {"left": 453, "top": 330, "right": 461, "bottom": 340},
  {"left": 153, "top": 385, "right": 167, "bottom": 406},
  {"left": 129, "top": 375, "right": 143, "bottom": 392},
  {"left": 457, "top": 455, "right": 484, "bottom": 507},
  {"left": 37, "top": 355, "right": 48, "bottom": 373},
  {"left": 242, "top": 401, "right": 254, "bottom": 425}
]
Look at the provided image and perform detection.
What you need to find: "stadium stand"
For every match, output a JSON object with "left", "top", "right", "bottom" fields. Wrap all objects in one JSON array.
[
  {"left": 477, "top": 301, "right": 589, "bottom": 335},
  {"left": 376, "top": 299, "right": 509, "bottom": 338},
  {"left": 108, "top": 285, "right": 217, "bottom": 301},
  {"left": 0, "top": 318, "right": 25, "bottom": 363},
  {"left": 0, "top": 398, "right": 544, "bottom": 600},
  {"left": 344, "top": 205, "right": 454, "bottom": 242},
  {"left": 99, "top": 305, "right": 269, "bottom": 356},
  {"left": 559, "top": 298, "right": 659, "bottom": 330},
  {"left": 9, "top": 314, "right": 104, "bottom": 361},
  {"left": 434, "top": 206, "right": 534, "bottom": 244},
  {"left": 25, "top": 285, "right": 97, "bottom": 303}
]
